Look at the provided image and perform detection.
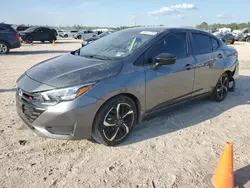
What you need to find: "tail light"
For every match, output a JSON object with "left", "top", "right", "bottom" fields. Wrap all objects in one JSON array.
[{"left": 15, "top": 33, "right": 19, "bottom": 39}]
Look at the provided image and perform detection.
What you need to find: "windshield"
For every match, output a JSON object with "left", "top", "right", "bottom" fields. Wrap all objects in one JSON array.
[
  {"left": 78, "top": 29, "right": 158, "bottom": 60},
  {"left": 99, "top": 32, "right": 109, "bottom": 37},
  {"left": 24, "top": 27, "right": 36, "bottom": 32}
]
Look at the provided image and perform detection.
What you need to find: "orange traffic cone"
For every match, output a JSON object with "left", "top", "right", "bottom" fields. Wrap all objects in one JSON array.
[{"left": 207, "top": 142, "right": 235, "bottom": 188}]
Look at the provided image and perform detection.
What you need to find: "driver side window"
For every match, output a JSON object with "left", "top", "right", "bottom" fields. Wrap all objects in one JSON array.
[{"left": 145, "top": 32, "right": 187, "bottom": 65}]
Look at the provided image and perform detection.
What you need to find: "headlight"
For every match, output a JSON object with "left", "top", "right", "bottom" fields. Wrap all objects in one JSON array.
[{"left": 37, "top": 83, "right": 95, "bottom": 105}]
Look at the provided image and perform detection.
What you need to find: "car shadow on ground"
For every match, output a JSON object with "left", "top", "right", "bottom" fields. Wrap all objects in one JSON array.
[
  {"left": 9, "top": 50, "right": 70, "bottom": 55},
  {"left": 56, "top": 40, "right": 82, "bottom": 44},
  {"left": 0, "top": 88, "right": 16, "bottom": 93},
  {"left": 122, "top": 75, "right": 250, "bottom": 145},
  {"left": 235, "top": 165, "right": 250, "bottom": 188}
]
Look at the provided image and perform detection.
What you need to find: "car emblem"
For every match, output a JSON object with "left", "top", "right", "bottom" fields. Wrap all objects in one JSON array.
[{"left": 18, "top": 89, "right": 23, "bottom": 97}]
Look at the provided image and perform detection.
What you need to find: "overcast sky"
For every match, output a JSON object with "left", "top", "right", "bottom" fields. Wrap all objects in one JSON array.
[{"left": 1, "top": 0, "right": 250, "bottom": 27}]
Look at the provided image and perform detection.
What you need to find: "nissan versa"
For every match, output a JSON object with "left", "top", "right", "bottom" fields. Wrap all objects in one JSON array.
[{"left": 16, "top": 27, "right": 239, "bottom": 146}]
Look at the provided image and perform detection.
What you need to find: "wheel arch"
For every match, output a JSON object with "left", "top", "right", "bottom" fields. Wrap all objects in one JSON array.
[
  {"left": 0, "top": 40, "right": 10, "bottom": 48},
  {"left": 92, "top": 93, "right": 142, "bottom": 133}
]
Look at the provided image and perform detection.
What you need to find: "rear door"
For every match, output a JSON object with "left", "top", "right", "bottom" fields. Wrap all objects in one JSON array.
[
  {"left": 145, "top": 32, "right": 195, "bottom": 112},
  {"left": 190, "top": 32, "right": 224, "bottom": 95}
]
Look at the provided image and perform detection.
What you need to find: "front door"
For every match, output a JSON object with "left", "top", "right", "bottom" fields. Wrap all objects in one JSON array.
[{"left": 145, "top": 32, "right": 195, "bottom": 112}]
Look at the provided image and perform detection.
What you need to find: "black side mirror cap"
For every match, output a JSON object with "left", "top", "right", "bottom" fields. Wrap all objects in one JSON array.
[{"left": 153, "top": 53, "right": 176, "bottom": 69}]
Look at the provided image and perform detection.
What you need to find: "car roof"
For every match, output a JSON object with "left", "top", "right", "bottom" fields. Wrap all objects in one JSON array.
[{"left": 123, "top": 27, "right": 210, "bottom": 34}]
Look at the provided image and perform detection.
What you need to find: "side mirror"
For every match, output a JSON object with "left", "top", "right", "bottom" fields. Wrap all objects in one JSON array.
[{"left": 153, "top": 53, "right": 176, "bottom": 69}]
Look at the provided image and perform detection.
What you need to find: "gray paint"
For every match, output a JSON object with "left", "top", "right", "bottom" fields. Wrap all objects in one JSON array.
[{"left": 16, "top": 27, "right": 239, "bottom": 140}]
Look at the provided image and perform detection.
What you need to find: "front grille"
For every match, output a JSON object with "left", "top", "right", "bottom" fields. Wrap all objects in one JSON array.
[{"left": 17, "top": 88, "right": 45, "bottom": 123}]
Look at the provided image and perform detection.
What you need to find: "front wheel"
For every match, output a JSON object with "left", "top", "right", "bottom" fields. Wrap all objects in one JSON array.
[
  {"left": 92, "top": 96, "right": 137, "bottom": 146},
  {"left": 26, "top": 36, "right": 33, "bottom": 44},
  {"left": 211, "top": 73, "right": 229, "bottom": 102},
  {"left": 246, "top": 37, "right": 250, "bottom": 43}
]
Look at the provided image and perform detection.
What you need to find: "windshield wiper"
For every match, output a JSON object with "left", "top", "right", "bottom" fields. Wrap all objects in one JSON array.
[{"left": 82, "top": 54, "right": 109, "bottom": 60}]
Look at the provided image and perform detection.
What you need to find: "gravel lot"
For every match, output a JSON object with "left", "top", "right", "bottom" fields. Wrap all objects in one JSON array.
[{"left": 0, "top": 39, "right": 250, "bottom": 188}]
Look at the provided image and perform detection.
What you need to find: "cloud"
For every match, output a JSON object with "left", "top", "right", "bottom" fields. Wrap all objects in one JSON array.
[
  {"left": 199, "top": 16, "right": 203, "bottom": 19},
  {"left": 177, "top": 14, "right": 184, "bottom": 18},
  {"left": 216, "top": 14, "right": 229, "bottom": 19},
  {"left": 148, "top": 3, "right": 197, "bottom": 16}
]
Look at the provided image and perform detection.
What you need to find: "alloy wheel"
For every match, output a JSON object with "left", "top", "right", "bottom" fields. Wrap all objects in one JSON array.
[
  {"left": 216, "top": 75, "right": 228, "bottom": 99},
  {"left": 0, "top": 43, "right": 8, "bottom": 54},
  {"left": 102, "top": 103, "right": 134, "bottom": 142}
]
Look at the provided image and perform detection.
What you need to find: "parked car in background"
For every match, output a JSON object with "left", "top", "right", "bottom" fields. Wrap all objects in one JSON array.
[
  {"left": 19, "top": 27, "right": 57, "bottom": 43},
  {"left": 215, "top": 32, "right": 236, "bottom": 44},
  {"left": 82, "top": 31, "right": 113, "bottom": 47},
  {"left": 16, "top": 27, "right": 239, "bottom": 146},
  {"left": 0, "top": 23, "right": 21, "bottom": 54},
  {"left": 73, "top": 30, "right": 96, "bottom": 39},
  {"left": 236, "top": 27, "right": 250, "bottom": 42},
  {"left": 16, "top": 25, "right": 30, "bottom": 33},
  {"left": 59, "top": 30, "right": 78, "bottom": 38}
]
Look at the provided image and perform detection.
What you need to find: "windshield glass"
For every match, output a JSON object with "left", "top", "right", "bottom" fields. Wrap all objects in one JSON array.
[
  {"left": 78, "top": 29, "right": 158, "bottom": 60},
  {"left": 24, "top": 27, "right": 36, "bottom": 32},
  {"left": 99, "top": 32, "right": 109, "bottom": 37}
]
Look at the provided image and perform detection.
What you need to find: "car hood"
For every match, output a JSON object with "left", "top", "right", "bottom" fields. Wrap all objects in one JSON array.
[
  {"left": 25, "top": 53, "right": 123, "bottom": 88},
  {"left": 19, "top": 31, "right": 32, "bottom": 35}
]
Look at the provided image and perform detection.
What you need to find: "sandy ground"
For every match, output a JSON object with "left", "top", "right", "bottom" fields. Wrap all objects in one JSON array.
[{"left": 0, "top": 39, "right": 250, "bottom": 188}]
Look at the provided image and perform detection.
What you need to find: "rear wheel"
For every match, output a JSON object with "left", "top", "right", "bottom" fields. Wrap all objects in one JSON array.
[
  {"left": 230, "top": 39, "right": 235, "bottom": 44},
  {"left": 77, "top": 35, "right": 82, "bottom": 39},
  {"left": 211, "top": 73, "right": 229, "bottom": 102},
  {"left": 246, "top": 37, "right": 250, "bottom": 43},
  {"left": 64, "top": 34, "right": 68, "bottom": 38},
  {"left": 41, "top": 41, "right": 45, "bottom": 43},
  {"left": 92, "top": 96, "right": 137, "bottom": 146},
  {"left": 0, "top": 41, "right": 9, "bottom": 54}
]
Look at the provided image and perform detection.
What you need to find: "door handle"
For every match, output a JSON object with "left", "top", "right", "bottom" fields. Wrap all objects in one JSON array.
[
  {"left": 185, "top": 64, "right": 192, "bottom": 70},
  {"left": 217, "top": 54, "right": 223, "bottom": 59}
]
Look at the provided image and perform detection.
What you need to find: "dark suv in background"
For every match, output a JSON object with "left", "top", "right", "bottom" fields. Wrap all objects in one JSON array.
[
  {"left": 19, "top": 27, "right": 57, "bottom": 43},
  {"left": 236, "top": 27, "right": 250, "bottom": 42},
  {"left": 0, "top": 23, "right": 21, "bottom": 54}
]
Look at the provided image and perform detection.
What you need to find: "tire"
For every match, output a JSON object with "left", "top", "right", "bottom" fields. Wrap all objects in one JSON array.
[
  {"left": 246, "top": 37, "right": 250, "bottom": 43},
  {"left": 49, "top": 37, "right": 56, "bottom": 43},
  {"left": 92, "top": 95, "right": 137, "bottom": 146},
  {"left": 77, "top": 35, "right": 82, "bottom": 39},
  {"left": 211, "top": 73, "right": 229, "bottom": 102},
  {"left": 26, "top": 36, "right": 33, "bottom": 44},
  {"left": 41, "top": 41, "right": 45, "bottom": 43},
  {"left": 64, "top": 34, "right": 68, "bottom": 38},
  {"left": 230, "top": 40, "right": 235, "bottom": 44},
  {"left": 0, "top": 41, "right": 10, "bottom": 54}
]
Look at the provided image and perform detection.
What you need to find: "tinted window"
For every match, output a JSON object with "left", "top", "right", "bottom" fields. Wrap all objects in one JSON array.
[
  {"left": 192, "top": 33, "right": 212, "bottom": 54},
  {"left": 0, "top": 27, "right": 7, "bottom": 31},
  {"left": 211, "top": 37, "right": 219, "bottom": 51},
  {"left": 17, "top": 26, "right": 29, "bottom": 31},
  {"left": 145, "top": 33, "right": 187, "bottom": 63}
]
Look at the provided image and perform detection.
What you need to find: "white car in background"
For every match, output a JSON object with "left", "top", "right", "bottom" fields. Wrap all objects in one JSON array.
[
  {"left": 73, "top": 30, "right": 97, "bottom": 39},
  {"left": 59, "top": 30, "right": 78, "bottom": 38}
]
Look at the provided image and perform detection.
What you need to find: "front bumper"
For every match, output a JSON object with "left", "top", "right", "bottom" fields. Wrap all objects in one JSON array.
[{"left": 16, "top": 89, "right": 104, "bottom": 140}]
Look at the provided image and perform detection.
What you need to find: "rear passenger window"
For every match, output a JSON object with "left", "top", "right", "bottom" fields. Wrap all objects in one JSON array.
[
  {"left": 211, "top": 37, "right": 219, "bottom": 51},
  {"left": 0, "top": 27, "right": 7, "bottom": 31},
  {"left": 192, "top": 33, "right": 212, "bottom": 55}
]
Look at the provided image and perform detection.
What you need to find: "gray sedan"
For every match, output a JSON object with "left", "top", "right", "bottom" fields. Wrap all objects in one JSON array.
[{"left": 16, "top": 27, "right": 239, "bottom": 146}]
